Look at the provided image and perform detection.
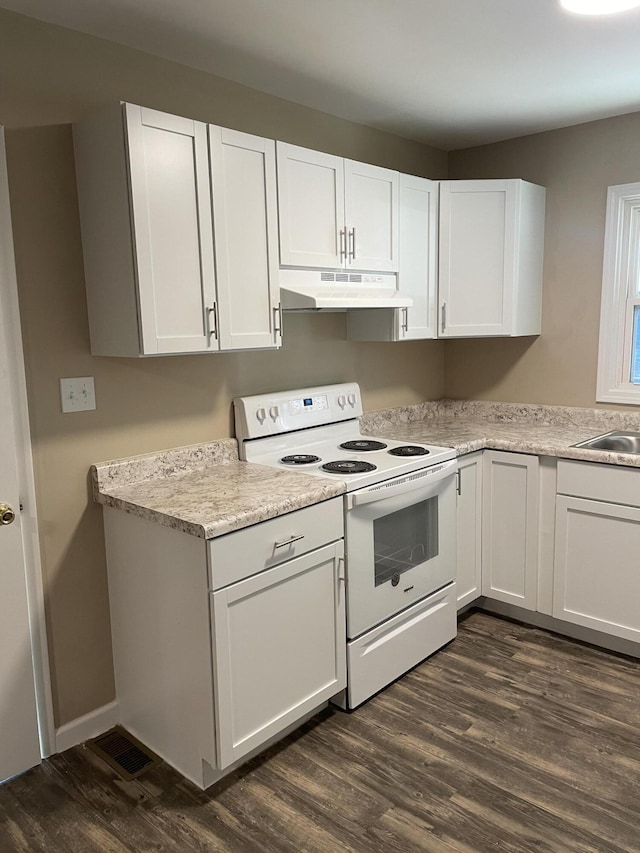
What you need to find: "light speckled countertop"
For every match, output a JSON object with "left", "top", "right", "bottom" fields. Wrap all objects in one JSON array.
[
  {"left": 92, "top": 440, "right": 344, "bottom": 539},
  {"left": 92, "top": 400, "right": 640, "bottom": 539},
  {"left": 361, "top": 400, "right": 640, "bottom": 467}
]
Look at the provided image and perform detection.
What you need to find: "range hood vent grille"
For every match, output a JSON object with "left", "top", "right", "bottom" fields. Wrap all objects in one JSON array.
[{"left": 320, "top": 272, "right": 364, "bottom": 283}]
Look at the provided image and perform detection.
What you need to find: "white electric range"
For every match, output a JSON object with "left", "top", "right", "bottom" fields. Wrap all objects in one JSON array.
[{"left": 234, "top": 382, "right": 458, "bottom": 708}]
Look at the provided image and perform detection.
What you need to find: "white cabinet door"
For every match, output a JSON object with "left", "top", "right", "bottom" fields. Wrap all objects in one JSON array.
[
  {"left": 345, "top": 173, "right": 436, "bottom": 342},
  {"left": 125, "top": 105, "right": 217, "bottom": 354},
  {"left": 438, "top": 179, "right": 544, "bottom": 338},
  {"left": 456, "top": 452, "right": 483, "bottom": 610},
  {"left": 344, "top": 160, "right": 399, "bottom": 272},
  {"left": 439, "top": 179, "right": 514, "bottom": 338},
  {"left": 276, "top": 143, "right": 398, "bottom": 273},
  {"left": 553, "top": 496, "right": 640, "bottom": 642},
  {"left": 210, "top": 127, "right": 281, "bottom": 350},
  {"left": 211, "top": 542, "right": 346, "bottom": 770},
  {"left": 276, "top": 143, "right": 345, "bottom": 269},
  {"left": 397, "top": 173, "right": 437, "bottom": 339},
  {"left": 482, "top": 451, "right": 539, "bottom": 610}
]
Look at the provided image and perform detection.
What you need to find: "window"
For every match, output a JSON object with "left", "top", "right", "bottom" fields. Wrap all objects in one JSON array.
[
  {"left": 596, "top": 182, "right": 640, "bottom": 404},
  {"left": 633, "top": 306, "right": 640, "bottom": 384}
]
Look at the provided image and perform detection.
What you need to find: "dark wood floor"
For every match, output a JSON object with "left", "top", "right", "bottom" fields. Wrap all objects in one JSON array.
[{"left": 3, "top": 611, "right": 640, "bottom": 852}]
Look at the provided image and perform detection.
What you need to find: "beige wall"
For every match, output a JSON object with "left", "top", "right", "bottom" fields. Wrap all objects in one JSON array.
[
  {"left": 446, "top": 112, "right": 640, "bottom": 409},
  {"left": 0, "top": 10, "right": 447, "bottom": 726}
]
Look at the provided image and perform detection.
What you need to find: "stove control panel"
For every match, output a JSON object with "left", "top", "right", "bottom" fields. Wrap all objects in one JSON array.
[
  {"left": 289, "top": 394, "right": 328, "bottom": 415},
  {"left": 234, "top": 383, "right": 363, "bottom": 442}
]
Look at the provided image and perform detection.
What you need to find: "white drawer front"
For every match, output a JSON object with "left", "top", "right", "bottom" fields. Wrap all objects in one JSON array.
[
  {"left": 346, "top": 582, "right": 456, "bottom": 709},
  {"left": 208, "top": 497, "right": 343, "bottom": 590},
  {"left": 557, "top": 460, "right": 640, "bottom": 508}
]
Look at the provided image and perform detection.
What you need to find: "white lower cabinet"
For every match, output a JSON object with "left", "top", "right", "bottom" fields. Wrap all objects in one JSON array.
[
  {"left": 103, "top": 497, "right": 345, "bottom": 789},
  {"left": 455, "top": 452, "right": 640, "bottom": 654},
  {"left": 481, "top": 450, "right": 539, "bottom": 610},
  {"left": 553, "top": 460, "right": 640, "bottom": 642},
  {"left": 211, "top": 542, "right": 346, "bottom": 769},
  {"left": 456, "top": 451, "right": 483, "bottom": 609}
]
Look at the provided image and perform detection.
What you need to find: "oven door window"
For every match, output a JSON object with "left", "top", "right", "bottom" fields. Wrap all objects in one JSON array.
[{"left": 374, "top": 496, "right": 438, "bottom": 586}]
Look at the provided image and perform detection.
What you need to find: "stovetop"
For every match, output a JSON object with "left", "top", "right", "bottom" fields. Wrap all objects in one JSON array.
[
  {"left": 234, "top": 383, "right": 456, "bottom": 491},
  {"left": 239, "top": 423, "right": 456, "bottom": 491}
]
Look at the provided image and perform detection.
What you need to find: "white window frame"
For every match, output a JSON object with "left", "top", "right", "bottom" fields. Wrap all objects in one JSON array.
[{"left": 596, "top": 182, "right": 640, "bottom": 404}]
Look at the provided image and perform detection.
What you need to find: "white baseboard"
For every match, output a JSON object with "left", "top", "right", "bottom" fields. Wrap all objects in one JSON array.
[{"left": 55, "top": 700, "right": 119, "bottom": 754}]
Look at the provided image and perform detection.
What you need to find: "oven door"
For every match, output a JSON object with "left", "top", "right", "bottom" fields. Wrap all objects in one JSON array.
[{"left": 345, "top": 458, "right": 457, "bottom": 639}]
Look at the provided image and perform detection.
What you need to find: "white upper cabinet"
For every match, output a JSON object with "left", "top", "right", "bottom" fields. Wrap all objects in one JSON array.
[
  {"left": 438, "top": 179, "right": 545, "bottom": 338},
  {"left": 276, "top": 145, "right": 345, "bottom": 269},
  {"left": 398, "top": 174, "right": 438, "bottom": 339},
  {"left": 346, "top": 173, "right": 437, "bottom": 341},
  {"left": 127, "top": 107, "right": 217, "bottom": 355},
  {"left": 209, "top": 127, "right": 281, "bottom": 351},
  {"left": 343, "top": 159, "right": 399, "bottom": 271},
  {"left": 73, "top": 104, "right": 280, "bottom": 356},
  {"left": 348, "top": 176, "right": 544, "bottom": 343},
  {"left": 276, "top": 142, "right": 399, "bottom": 272}
]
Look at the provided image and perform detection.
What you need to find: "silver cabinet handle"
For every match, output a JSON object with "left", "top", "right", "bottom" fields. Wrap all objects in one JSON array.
[
  {"left": 273, "top": 303, "right": 283, "bottom": 340},
  {"left": 348, "top": 227, "right": 356, "bottom": 261},
  {"left": 274, "top": 534, "right": 304, "bottom": 550},
  {"left": 207, "top": 302, "right": 218, "bottom": 339},
  {"left": 401, "top": 307, "right": 409, "bottom": 334},
  {"left": 441, "top": 302, "right": 446, "bottom": 334},
  {"left": 456, "top": 470, "right": 461, "bottom": 496},
  {"left": 339, "top": 228, "right": 347, "bottom": 262}
]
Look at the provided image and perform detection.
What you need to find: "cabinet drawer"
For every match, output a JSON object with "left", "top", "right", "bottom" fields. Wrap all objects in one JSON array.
[
  {"left": 208, "top": 497, "right": 343, "bottom": 590},
  {"left": 557, "top": 460, "right": 640, "bottom": 508}
]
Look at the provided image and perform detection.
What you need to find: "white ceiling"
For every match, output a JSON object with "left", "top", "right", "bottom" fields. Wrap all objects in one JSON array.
[{"left": 3, "top": 0, "right": 640, "bottom": 150}]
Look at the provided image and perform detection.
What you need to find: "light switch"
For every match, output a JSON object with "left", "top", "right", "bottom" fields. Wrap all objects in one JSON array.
[{"left": 60, "top": 376, "right": 96, "bottom": 413}]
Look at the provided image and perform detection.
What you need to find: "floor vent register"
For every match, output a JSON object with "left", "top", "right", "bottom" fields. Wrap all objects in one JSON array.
[{"left": 86, "top": 725, "right": 161, "bottom": 781}]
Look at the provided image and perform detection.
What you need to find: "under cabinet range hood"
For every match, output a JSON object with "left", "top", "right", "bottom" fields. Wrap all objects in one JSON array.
[{"left": 279, "top": 269, "right": 413, "bottom": 311}]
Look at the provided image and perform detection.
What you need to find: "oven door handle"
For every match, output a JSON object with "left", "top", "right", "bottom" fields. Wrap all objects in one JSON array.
[{"left": 346, "top": 458, "right": 457, "bottom": 508}]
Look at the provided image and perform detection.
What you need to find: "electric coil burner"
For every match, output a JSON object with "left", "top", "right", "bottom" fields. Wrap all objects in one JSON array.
[
  {"left": 322, "top": 460, "right": 377, "bottom": 475},
  {"left": 388, "top": 445, "right": 430, "bottom": 457},
  {"left": 280, "top": 454, "right": 321, "bottom": 465},
  {"left": 339, "top": 440, "right": 388, "bottom": 452}
]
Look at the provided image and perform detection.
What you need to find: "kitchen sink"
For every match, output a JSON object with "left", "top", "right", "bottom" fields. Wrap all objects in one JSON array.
[{"left": 573, "top": 430, "right": 640, "bottom": 454}]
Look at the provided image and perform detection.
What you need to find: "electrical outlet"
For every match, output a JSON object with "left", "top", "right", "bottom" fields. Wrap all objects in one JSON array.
[{"left": 60, "top": 376, "right": 96, "bottom": 413}]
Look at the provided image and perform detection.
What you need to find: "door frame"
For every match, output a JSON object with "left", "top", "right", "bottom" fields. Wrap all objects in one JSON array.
[{"left": 1, "top": 127, "right": 55, "bottom": 758}]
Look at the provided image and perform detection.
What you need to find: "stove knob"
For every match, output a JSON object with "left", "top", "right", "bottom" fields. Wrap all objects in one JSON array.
[
  {"left": 256, "top": 407, "right": 267, "bottom": 424},
  {"left": 337, "top": 394, "right": 346, "bottom": 409},
  {"left": 347, "top": 392, "right": 357, "bottom": 407},
  {"left": 269, "top": 405, "right": 279, "bottom": 421}
]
